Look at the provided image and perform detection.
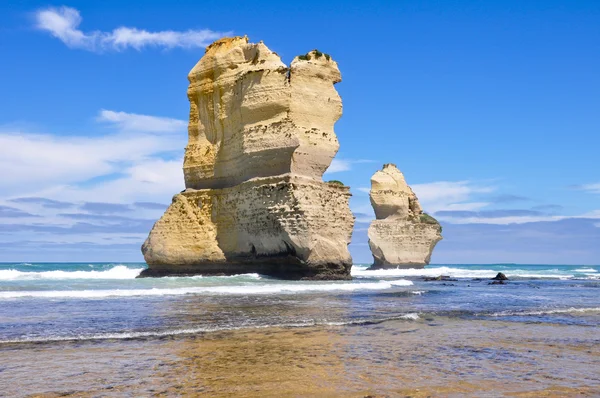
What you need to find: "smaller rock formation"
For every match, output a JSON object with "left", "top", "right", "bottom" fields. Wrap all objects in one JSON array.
[{"left": 367, "top": 164, "right": 442, "bottom": 269}]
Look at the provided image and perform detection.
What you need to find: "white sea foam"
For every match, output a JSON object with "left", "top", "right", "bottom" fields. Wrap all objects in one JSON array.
[
  {"left": 489, "top": 307, "right": 600, "bottom": 317},
  {"left": 574, "top": 268, "right": 598, "bottom": 273},
  {"left": 389, "top": 280, "right": 414, "bottom": 286},
  {"left": 0, "top": 315, "right": 420, "bottom": 344},
  {"left": 0, "top": 324, "right": 302, "bottom": 344},
  {"left": 0, "top": 265, "right": 144, "bottom": 281},
  {"left": 183, "top": 273, "right": 262, "bottom": 280},
  {"left": 0, "top": 279, "right": 413, "bottom": 299},
  {"left": 351, "top": 265, "right": 581, "bottom": 280},
  {"left": 399, "top": 313, "right": 420, "bottom": 320},
  {"left": 0, "top": 266, "right": 264, "bottom": 281}
]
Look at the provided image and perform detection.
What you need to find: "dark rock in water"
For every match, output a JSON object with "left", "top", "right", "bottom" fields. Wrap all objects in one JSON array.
[
  {"left": 491, "top": 272, "right": 508, "bottom": 281},
  {"left": 489, "top": 280, "right": 507, "bottom": 285},
  {"left": 424, "top": 275, "right": 458, "bottom": 282}
]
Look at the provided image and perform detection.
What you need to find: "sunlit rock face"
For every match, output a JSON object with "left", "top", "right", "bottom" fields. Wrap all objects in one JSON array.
[
  {"left": 142, "top": 37, "right": 354, "bottom": 280},
  {"left": 367, "top": 164, "right": 442, "bottom": 269}
]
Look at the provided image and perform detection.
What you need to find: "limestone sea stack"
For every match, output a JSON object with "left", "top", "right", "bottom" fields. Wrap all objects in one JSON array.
[
  {"left": 367, "top": 164, "right": 442, "bottom": 269},
  {"left": 140, "top": 37, "right": 354, "bottom": 280}
]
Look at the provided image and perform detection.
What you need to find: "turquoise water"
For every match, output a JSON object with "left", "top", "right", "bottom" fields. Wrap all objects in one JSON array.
[{"left": 0, "top": 262, "right": 598, "bottom": 343}]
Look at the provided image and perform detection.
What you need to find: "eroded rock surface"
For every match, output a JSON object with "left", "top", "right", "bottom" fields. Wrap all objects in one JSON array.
[
  {"left": 367, "top": 164, "right": 442, "bottom": 269},
  {"left": 141, "top": 37, "right": 354, "bottom": 279}
]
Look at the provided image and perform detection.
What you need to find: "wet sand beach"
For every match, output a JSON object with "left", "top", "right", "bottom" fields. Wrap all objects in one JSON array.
[{"left": 2, "top": 315, "right": 599, "bottom": 397}]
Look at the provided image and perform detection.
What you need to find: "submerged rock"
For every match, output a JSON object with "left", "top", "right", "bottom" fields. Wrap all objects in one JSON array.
[
  {"left": 424, "top": 275, "right": 457, "bottom": 282},
  {"left": 367, "top": 164, "right": 442, "bottom": 269},
  {"left": 141, "top": 37, "right": 354, "bottom": 280}
]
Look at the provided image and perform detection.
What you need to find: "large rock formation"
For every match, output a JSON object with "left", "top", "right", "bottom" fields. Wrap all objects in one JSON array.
[
  {"left": 367, "top": 164, "right": 442, "bottom": 269},
  {"left": 141, "top": 37, "right": 354, "bottom": 280}
]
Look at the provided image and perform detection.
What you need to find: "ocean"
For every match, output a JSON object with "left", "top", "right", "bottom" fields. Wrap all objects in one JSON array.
[
  {"left": 0, "top": 262, "right": 598, "bottom": 342},
  {"left": 1, "top": 262, "right": 599, "bottom": 396}
]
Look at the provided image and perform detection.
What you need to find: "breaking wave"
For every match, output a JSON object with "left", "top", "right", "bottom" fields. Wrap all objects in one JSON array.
[
  {"left": 574, "top": 268, "right": 598, "bottom": 273},
  {"left": 0, "top": 265, "right": 144, "bottom": 281},
  {"left": 0, "top": 279, "right": 414, "bottom": 299},
  {"left": 351, "top": 265, "right": 598, "bottom": 280},
  {"left": 488, "top": 307, "right": 600, "bottom": 317},
  {"left": 0, "top": 266, "right": 266, "bottom": 281}
]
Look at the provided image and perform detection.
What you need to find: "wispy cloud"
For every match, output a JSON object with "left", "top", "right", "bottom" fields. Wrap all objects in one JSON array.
[
  {"left": 81, "top": 202, "right": 133, "bottom": 214},
  {"left": 0, "top": 205, "right": 39, "bottom": 218},
  {"left": 531, "top": 204, "right": 563, "bottom": 214},
  {"left": 435, "top": 209, "right": 545, "bottom": 219},
  {"left": 433, "top": 213, "right": 600, "bottom": 225},
  {"left": 326, "top": 159, "right": 351, "bottom": 173},
  {"left": 0, "top": 110, "right": 185, "bottom": 201},
  {"left": 98, "top": 110, "right": 187, "bottom": 133},
  {"left": 134, "top": 202, "right": 168, "bottom": 210},
  {"left": 411, "top": 181, "right": 495, "bottom": 213},
  {"left": 8, "top": 197, "right": 74, "bottom": 209},
  {"left": 577, "top": 182, "right": 600, "bottom": 194},
  {"left": 325, "top": 159, "right": 374, "bottom": 174},
  {"left": 488, "top": 194, "right": 531, "bottom": 203},
  {"left": 35, "top": 6, "right": 229, "bottom": 52}
]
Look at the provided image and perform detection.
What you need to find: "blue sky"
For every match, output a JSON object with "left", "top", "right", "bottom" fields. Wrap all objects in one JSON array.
[{"left": 0, "top": 0, "right": 598, "bottom": 264}]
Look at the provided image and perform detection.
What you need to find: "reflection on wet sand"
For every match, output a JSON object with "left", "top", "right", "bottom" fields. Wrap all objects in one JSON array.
[{"left": 2, "top": 316, "right": 599, "bottom": 397}]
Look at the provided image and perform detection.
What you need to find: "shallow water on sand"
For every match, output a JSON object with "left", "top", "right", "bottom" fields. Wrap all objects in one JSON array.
[{"left": 2, "top": 316, "right": 599, "bottom": 397}]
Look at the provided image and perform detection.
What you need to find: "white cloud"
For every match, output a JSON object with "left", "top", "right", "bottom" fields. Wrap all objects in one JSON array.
[
  {"left": 441, "top": 202, "right": 491, "bottom": 211},
  {"left": 411, "top": 181, "right": 495, "bottom": 213},
  {"left": 582, "top": 210, "right": 600, "bottom": 218},
  {"left": 0, "top": 111, "right": 186, "bottom": 200},
  {"left": 580, "top": 182, "right": 600, "bottom": 194},
  {"left": 438, "top": 215, "right": 567, "bottom": 225},
  {"left": 35, "top": 6, "right": 229, "bottom": 52},
  {"left": 434, "top": 209, "right": 600, "bottom": 225},
  {"left": 325, "top": 159, "right": 351, "bottom": 173},
  {"left": 43, "top": 157, "right": 184, "bottom": 203},
  {"left": 0, "top": 111, "right": 184, "bottom": 251},
  {"left": 98, "top": 110, "right": 187, "bottom": 133},
  {"left": 325, "top": 159, "right": 374, "bottom": 174}
]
